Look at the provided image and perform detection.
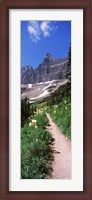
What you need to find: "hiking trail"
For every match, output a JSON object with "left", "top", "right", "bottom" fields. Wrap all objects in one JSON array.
[{"left": 46, "top": 113, "right": 71, "bottom": 179}]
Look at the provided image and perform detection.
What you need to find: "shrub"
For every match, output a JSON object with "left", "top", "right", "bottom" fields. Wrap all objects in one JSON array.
[{"left": 21, "top": 98, "right": 37, "bottom": 127}]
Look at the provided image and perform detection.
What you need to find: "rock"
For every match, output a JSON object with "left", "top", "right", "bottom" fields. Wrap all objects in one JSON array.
[{"left": 21, "top": 53, "right": 68, "bottom": 84}]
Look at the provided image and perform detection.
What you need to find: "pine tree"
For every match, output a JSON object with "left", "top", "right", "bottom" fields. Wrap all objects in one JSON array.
[
  {"left": 66, "top": 43, "right": 71, "bottom": 81},
  {"left": 65, "top": 43, "right": 71, "bottom": 97},
  {"left": 21, "top": 97, "right": 30, "bottom": 126}
]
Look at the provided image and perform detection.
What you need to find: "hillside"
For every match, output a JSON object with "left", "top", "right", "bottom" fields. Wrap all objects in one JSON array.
[{"left": 21, "top": 79, "right": 68, "bottom": 103}]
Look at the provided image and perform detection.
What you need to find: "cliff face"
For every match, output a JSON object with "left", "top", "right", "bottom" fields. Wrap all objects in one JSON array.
[{"left": 21, "top": 53, "right": 68, "bottom": 84}]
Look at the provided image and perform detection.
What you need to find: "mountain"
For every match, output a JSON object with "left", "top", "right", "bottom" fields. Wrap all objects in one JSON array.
[
  {"left": 21, "top": 79, "right": 68, "bottom": 104},
  {"left": 21, "top": 53, "right": 68, "bottom": 84},
  {"left": 21, "top": 65, "right": 34, "bottom": 84}
]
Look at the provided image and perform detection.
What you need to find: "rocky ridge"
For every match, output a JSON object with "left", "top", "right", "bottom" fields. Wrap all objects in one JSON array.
[{"left": 21, "top": 53, "right": 68, "bottom": 84}]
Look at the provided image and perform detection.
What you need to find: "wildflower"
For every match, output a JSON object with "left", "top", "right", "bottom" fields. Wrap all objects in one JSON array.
[
  {"left": 54, "top": 105, "right": 58, "bottom": 108},
  {"left": 32, "top": 119, "right": 37, "bottom": 126},
  {"left": 29, "top": 122, "right": 32, "bottom": 127},
  {"left": 64, "top": 100, "right": 67, "bottom": 104},
  {"left": 35, "top": 125, "right": 38, "bottom": 128},
  {"left": 54, "top": 110, "right": 56, "bottom": 114},
  {"left": 36, "top": 139, "right": 38, "bottom": 142},
  {"left": 65, "top": 107, "right": 67, "bottom": 110},
  {"left": 32, "top": 119, "right": 36, "bottom": 123}
]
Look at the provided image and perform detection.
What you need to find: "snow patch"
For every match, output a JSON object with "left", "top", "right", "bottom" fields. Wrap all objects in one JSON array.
[
  {"left": 43, "top": 80, "right": 56, "bottom": 91},
  {"left": 30, "top": 89, "right": 49, "bottom": 101},
  {"left": 38, "top": 90, "right": 49, "bottom": 98},
  {"left": 36, "top": 81, "right": 50, "bottom": 85},
  {"left": 27, "top": 84, "right": 32, "bottom": 88}
]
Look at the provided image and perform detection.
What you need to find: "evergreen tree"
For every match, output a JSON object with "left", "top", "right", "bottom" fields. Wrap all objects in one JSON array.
[
  {"left": 66, "top": 43, "right": 71, "bottom": 81},
  {"left": 21, "top": 97, "right": 30, "bottom": 126},
  {"left": 65, "top": 43, "right": 71, "bottom": 97}
]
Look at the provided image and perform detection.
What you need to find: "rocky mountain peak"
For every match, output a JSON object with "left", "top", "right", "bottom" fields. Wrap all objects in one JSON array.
[
  {"left": 45, "top": 53, "right": 52, "bottom": 59},
  {"left": 21, "top": 54, "right": 68, "bottom": 84},
  {"left": 43, "top": 53, "right": 53, "bottom": 65},
  {"left": 22, "top": 65, "right": 33, "bottom": 71}
]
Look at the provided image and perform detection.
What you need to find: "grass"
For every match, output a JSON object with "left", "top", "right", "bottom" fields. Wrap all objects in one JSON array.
[
  {"left": 21, "top": 110, "right": 54, "bottom": 179},
  {"left": 47, "top": 95, "right": 71, "bottom": 140},
  {"left": 21, "top": 84, "right": 71, "bottom": 179}
]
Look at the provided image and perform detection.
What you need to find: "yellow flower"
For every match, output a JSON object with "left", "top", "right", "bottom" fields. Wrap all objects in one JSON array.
[
  {"left": 32, "top": 119, "right": 37, "bottom": 125},
  {"left": 35, "top": 125, "right": 38, "bottom": 129},
  {"left": 29, "top": 122, "right": 32, "bottom": 127},
  {"left": 32, "top": 119, "right": 34, "bottom": 122}
]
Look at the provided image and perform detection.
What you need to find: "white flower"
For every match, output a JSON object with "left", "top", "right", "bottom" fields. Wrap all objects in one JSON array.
[
  {"left": 29, "top": 122, "right": 32, "bottom": 127},
  {"left": 64, "top": 100, "right": 67, "bottom": 104},
  {"left": 65, "top": 107, "right": 67, "bottom": 110},
  {"left": 36, "top": 139, "right": 38, "bottom": 142}
]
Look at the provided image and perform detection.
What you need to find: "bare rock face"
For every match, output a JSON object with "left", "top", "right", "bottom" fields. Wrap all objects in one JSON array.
[
  {"left": 21, "top": 65, "right": 34, "bottom": 84},
  {"left": 21, "top": 53, "right": 68, "bottom": 84}
]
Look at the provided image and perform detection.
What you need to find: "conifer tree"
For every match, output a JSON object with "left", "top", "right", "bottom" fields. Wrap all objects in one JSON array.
[
  {"left": 66, "top": 43, "right": 71, "bottom": 81},
  {"left": 65, "top": 43, "right": 71, "bottom": 96}
]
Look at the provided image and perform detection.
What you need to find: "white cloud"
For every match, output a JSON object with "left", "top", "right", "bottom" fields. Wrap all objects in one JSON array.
[
  {"left": 28, "top": 26, "right": 36, "bottom": 36},
  {"left": 40, "top": 21, "right": 51, "bottom": 37},
  {"left": 28, "top": 21, "right": 40, "bottom": 43},
  {"left": 27, "top": 21, "right": 58, "bottom": 43},
  {"left": 44, "top": 31, "right": 50, "bottom": 37}
]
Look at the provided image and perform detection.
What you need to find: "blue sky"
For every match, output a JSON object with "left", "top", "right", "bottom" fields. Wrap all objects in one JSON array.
[{"left": 21, "top": 21, "right": 71, "bottom": 69}]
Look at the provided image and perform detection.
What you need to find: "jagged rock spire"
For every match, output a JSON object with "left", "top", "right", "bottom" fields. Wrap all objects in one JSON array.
[{"left": 45, "top": 53, "right": 52, "bottom": 59}]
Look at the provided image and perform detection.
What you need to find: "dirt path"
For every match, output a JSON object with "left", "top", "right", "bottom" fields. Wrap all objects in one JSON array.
[{"left": 46, "top": 113, "right": 71, "bottom": 179}]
